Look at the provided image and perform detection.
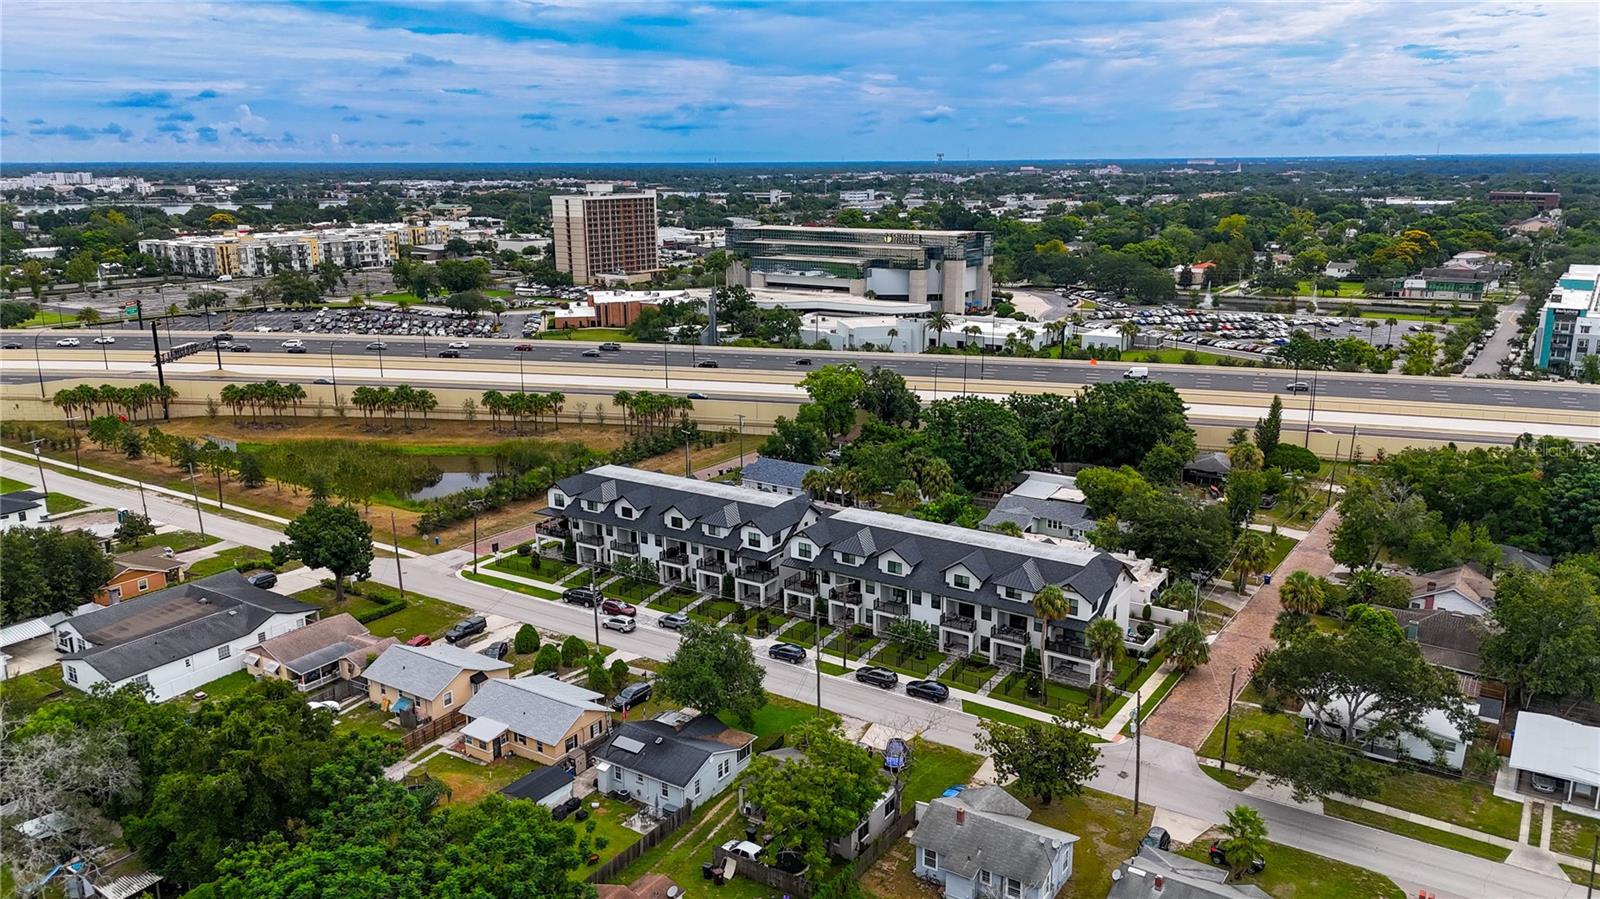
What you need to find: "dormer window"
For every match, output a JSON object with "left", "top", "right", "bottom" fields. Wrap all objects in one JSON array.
[
  {"left": 617, "top": 505, "right": 636, "bottom": 520},
  {"left": 667, "top": 514, "right": 686, "bottom": 529},
  {"left": 582, "top": 500, "right": 603, "bottom": 513},
  {"left": 743, "top": 530, "right": 763, "bottom": 549},
  {"left": 838, "top": 552, "right": 860, "bottom": 566},
  {"left": 885, "top": 560, "right": 903, "bottom": 575},
  {"left": 550, "top": 492, "right": 568, "bottom": 509},
  {"left": 795, "top": 542, "right": 814, "bottom": 560}
]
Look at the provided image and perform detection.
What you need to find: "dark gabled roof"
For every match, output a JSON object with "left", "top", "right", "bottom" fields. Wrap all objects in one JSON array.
[
  {"left": 1391, "top": 608, "right": 1484, "bottom": 674},
  {"left": 914, "top": 788, "right": 1076, "bottom": 884},
  {"left": 61, "top": 571, "right": 317, "bottom": 682},
  {"left": 593, "top": 715, "right": 754, "bottom": 788},
  {"left": 796, "top": 508, "right": 1125, "bottom": 617},
  {"left": 740, "top": 456, "right": 825, "bottom": 491},
  {"left": 501, "top": 765, "right": 575, "bottom": 802},
  {"left": 1184, "top": 452, "right": 1232, "bottom": 476},
  {"left": 553, "top": 465, "right": 812, "bottom": 553},
  {"left": 0, "top": 491, "right": 45, "bottom": 516},
  {"left": 979, "top": 494, "right": 1094, "bottom": 533},
  {"left": 1496, "top": 544, "right": 1552, "bottom": 573}
]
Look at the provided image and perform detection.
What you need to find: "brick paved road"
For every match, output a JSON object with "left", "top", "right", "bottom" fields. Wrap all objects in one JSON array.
[{"left": 1142, "top": 509, "right": 1341, "bottom": 748}]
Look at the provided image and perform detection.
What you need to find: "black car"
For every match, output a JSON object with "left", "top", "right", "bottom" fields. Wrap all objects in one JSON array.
[
  {"left": 1208, "top": 842, "right": 1264, "bottom": 874},
  {"left": 228, "top": 344, "right": 253, "bottom": 352},
  {"left": 905, "top": 680, "right": 949, "bottom": 703},
  {"left": 214, "top": 333, "right": 234, "bottom": 342},
  {"left": 611, "top": 681, "right": 652, "bottom": 710},
  {"left": 768, "top": 643, "right": 807, "bottom": 664},
  {"left": 438, "top": 349, "right": 461, "bottom": 358},
  {"left": 245, "top": 572, "right": 277, "bottom": 589},
  {"left": 2, "top": 342, "right": 23, "bottom": 349},
  {"left": 793, "top": 358, "right": 812, "bottom": 366},
  {"left": 695, "top": 359, "right": 719, "bottom": 368},
  {"left": 581, "top": 349, "right": 601, "bottom": 358},
  {"left": 562, "top": 587, "right": 601, "bottom": 608},
  {"left": 854, "top": 667, "right": 899, "bottom": 689},
  {"left": 286, "top": 346, "right": 307, "bottom": 354},
  {"left": 444, "top": 614, "right": 487, "bottom": 644},
  {"left": 686, "top": 392, "right": 708, "bottom": 400},
  {"left": 313, "top": 377, "right": 333, "bottom": 385},
  {"left": 479, "top": 640, "right": 510, "bottom": 660}
]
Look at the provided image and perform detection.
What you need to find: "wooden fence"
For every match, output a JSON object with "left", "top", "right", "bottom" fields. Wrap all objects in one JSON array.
[
  {"left": 401, "top": 708, "right": 465, "bottom": 751},
  {"left": 710, "top": 800, "right": 919, "bottom": 899},
  {"left": 587, "top": 802, "right": 694, "bottom": 884}
]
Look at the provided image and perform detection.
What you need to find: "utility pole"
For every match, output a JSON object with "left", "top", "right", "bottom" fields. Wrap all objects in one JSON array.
[
  {"left": 736, "top": 414, "right": 746, "bottom": 469},
  {"left": 1586, "top": 833, "right": 1596, "bottom": 899},
  {"left": 470, "top": 500, "right": 482, "bottom": 574},
  {"left": 136, "top": 478, "right": 149, "bottom": 518},
  {"left": 391, "top": 511, "right": 405, "bottom": 600},
  {"left": 186, "top": 463, "right": 206, "bottom": 539},
  {"left": 1133, "top": 689, "right": 1142, "bottom": 814},
  {"left": 328, "top": 345, "right": 340, "bottom": 406},
  {"left": 1219, "top": 667, "right": 1240, "bottom": 772},
  {"left": 150, "top": 320, "right": 170, "bottom": 420},
  {"left": 814, "top": 604, "right": 823, "bottom": 713},
  {"left": 65, "top": 417, "right": 82, "bottom": 469},
  {"left": 26, "top": 439, "right": 50, "bottom": 499},
  {"left": 683, "top": 432, "right": 691, "bottom": 477}
]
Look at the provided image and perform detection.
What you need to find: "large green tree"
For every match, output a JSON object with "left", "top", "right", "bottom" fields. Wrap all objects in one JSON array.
[
  {"left": 1480, "top": 561, "right": 1600, "bottom": 704},
  {"left": 798, "top": 365, "right": 868, "bottom": 443},
  {"left": 1, "top": 526, "right": 115, "bottom": 624},
  {"left": 656, "top": 621, "right": 766, "bottom": 728},
  {"left": 975, "top": 711, "right": 1101, "bottom": 805},
  {"left": 922, "top": 395, "right": 1031, "bottom": 491},
  {"left": 1065, "top": 380, "right": 1191, "bottom": 467},
  {"left": 736, "top": 718, "right": 887, "bottom": 869},
  {"left": 271, "top": 501, "right": 374, "bottom": 603}
]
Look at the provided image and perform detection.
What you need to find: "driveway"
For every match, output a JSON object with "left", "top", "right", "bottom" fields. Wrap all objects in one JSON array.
[
  {"left": 1465, "top": 295, "right": 1527, "bottom": 377},
  {"left": 1141, "top": 509, "right": 1341, "bottom": 748}
]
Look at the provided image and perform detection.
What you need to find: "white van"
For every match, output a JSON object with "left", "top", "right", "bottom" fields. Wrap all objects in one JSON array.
[
  {"left": 1123, "top": 366, "right": 1150, "bottom": 380},
  {"left": 216, "top": 275, "right": 233, "bottom": 282}
]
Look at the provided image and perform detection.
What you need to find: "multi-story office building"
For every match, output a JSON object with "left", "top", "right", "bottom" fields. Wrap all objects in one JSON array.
[
  {"left": 137, "top": 222, "right": 465, "bottom": 277},
  {"left": 1398, "top": 266, "right": 1496, "bottom": 303},
  {"left": 545, "top": 466, "right": 1138, "bottom": 686},
  {"left": 1488, "top": 190, "right": 1562, "bottom": 212},
  {"left": 551, "top": 184, "right": 660, "bottom": 285},
  {"left": 726, "top": 225, "right": 994, "bottom": 313},
  {"left": 1534, "top": 264, "right": 1600, "bottom": 372}
]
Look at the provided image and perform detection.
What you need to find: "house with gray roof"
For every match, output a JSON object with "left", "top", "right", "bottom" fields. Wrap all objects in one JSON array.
[
  {"left": 363, "top": 642, "right": 510, "bottom": 726},
  {"left": 979, "top": 471, "right": 1095, "bottom": 540},
  {"left": 0, "top": 489, "right": 49, "bottom": 532},
  {"left": 459, "top": 675, "right": 611, "bottom": 767},
  {"left": 912, "top": 786, "right": 1077, "bottom": 899},
  {"left": 593, "top": 712, "right": 756, "bottom": 812},
  {"left": 739, "top": 456, "right": 826, "bottom": 496},
  {"left": 243, "top": 612, "right": 395, "bottom": 693},
  {"left": 788, "top": 506, "right": 1133, "bottom": 687},
  {"left": 549, "top": 464, "right": 819, "bottom": 608},
  {"left": 54, "top": 571, "right": 318, "bottom": 703},
  {"left": 1108, "top": 847, "right": 1270, "bottom": 899}
]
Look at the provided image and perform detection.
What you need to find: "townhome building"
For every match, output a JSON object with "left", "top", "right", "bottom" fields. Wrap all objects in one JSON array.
[
  {"left": 786, "top": 507, "right": 1135, "bottom": 687},
  {"left": 546, "top": 465, "right": 817, "bottom": 608}
]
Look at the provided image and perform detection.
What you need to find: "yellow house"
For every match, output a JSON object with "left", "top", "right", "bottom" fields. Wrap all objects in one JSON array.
[
  {"left": 458, "top": 674, "right": 612, "bottom": 765},
  {"left": 363, "top": 643, "right": 511, "bottom": 724}
]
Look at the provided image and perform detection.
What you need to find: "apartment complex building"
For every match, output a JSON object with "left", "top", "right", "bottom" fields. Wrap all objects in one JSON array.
[
  {"left": 1534, "top": 263, "right": 1600, "bottom": 372},
  {"left": 1488, "top": 190, "right": 1561, "bottom": 212},
  {"left": 725, "top": 225, "right": 994, "bottom": 313},
  {"left": 137, "top": 221, "right": 469, "bottom": 277},
  {"left": 545, "top": 466, "right": 1137, "bottom": 687},
  {"left": 551, "top": 183, "right": 660, "bottom": 285}
]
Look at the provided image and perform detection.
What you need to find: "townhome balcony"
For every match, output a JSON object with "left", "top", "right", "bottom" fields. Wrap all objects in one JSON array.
[
  {"left": 940, "top": 613, "right": 977, "bottom": 633},
  {"left": 697, "top": 558, "right": 728, "bottom": 575},
  {"left": 783, "top": 573, "right": 819, "bottom": 598},
  {"left": 1044, "top": 637, "right": 1092, "bottom": 662},
  {"left": 1124, "top": 626, "right": 1159, "bottom": 654},
  {"left": 735, "top": 563, "right": 782, "bottom": 585},
  {"left": 575, "top": 531, "right": 604, "bottom": 548},
  {"left": 991, "top": 624, "right": 1031, "bottom": 645},
  {"left": 875, "top": 599, "right": 909, "bottom": 617},
  {"left": 1048, "top": 660, "right": 1095, "bottom": 688},
  {"left": 610, "top": 541, "right": 640, "bottom": 557},
  {"left": 661, "top": 548, "right": 688, "bottom": 566},
  {"left": 535, "top": 519, "right": 569, "bottom": 537},
  {"left": 831, "top": 585, "right": 863, "bottom": 606}
]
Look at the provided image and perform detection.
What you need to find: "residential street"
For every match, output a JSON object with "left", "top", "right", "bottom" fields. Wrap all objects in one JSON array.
[
  {"left": 1465, "top": 295, "right": 1528, "bottom": 377},
  {"left": 5, "top": 454, "right": 1586, "bottom": 899}
]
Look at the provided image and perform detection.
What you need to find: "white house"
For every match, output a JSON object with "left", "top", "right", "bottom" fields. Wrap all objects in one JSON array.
[
  {"left": 913, "top": 786, "right": 1077, "bottom": 899},
  {"left": 1407, "top": 565, "right": 1495, "bottom": 617},
  {"left": 592, "top": 711, "right": 755, "bottom": 813},
  {"left": 1508, "top": 713, "right": 1600, "bottom": 809},
  {"left": 1298, "top": 695, "right": 1485, "bottom": 771},
  {"left": 0, "top": 490, "right": 49, "bottom": 532},
  {"left": 55, "top": 571, "right": 317, "bottom": 703}
]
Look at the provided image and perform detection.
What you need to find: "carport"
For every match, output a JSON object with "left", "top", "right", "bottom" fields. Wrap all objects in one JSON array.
[{"left": 1507, "top": 712, "right": 1600, "bottom": 808}]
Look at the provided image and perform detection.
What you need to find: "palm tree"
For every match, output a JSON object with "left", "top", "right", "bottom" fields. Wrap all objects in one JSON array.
[
  {"left": 1365, "top": 319, "right": 1380, "bottom": 345},
  {"left": 886, "top": 327, "right": 899, "bottom": 350},
  {"left": 76, "top": 307, "right": 101, "bottom": 326},
  {"left": 1231, "top": 531, "right": 1271, "bottom": 591},
  {"left": 1085, "top": 617, "right": 1125, "bottom": 718},
  {"left": 1118, "top": 320, "right": 1139, "bottom": 352},
  {"left": 1163, "top": 620, "right": 1211, "bottom": 674},
  {"left": 1384, "top": 317, "right": 1399, "bottom": 347},
  {"left": 928, "top": 312, "right": 951, "bottom": 349},
  {"left": 962, "top": 324, "right": 983, "bottom": 352},
  {"left": 1031, "top": 585, "right": 1072, "bottom": 705},
  {"left": 481, "top": 390, "right": 504, "bottom": 431},
  {"left": 1227, "top": 442, "right": 1263, "bottom": 472},
  {"left": 1278, "top": 570, "right": 1324, "bottom": 616}
]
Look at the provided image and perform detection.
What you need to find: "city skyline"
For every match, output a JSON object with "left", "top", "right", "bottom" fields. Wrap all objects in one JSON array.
[{"left": 1, "top": 1, "right": 1597, "bottom": 163}]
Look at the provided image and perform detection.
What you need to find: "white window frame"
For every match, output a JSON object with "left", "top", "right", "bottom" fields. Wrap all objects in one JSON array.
[
  {"left": 922, "top": 848, "right": 939, "bottom": 870},
  {"left": 443, "top": 690, "right": 454, "bottom": 707},
  {"left": 218, "top": 645, "right": 231, "bottom": 660}
]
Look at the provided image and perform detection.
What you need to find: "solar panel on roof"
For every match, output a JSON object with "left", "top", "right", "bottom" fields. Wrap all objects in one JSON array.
[{"left": 613, "top": 735, "right": 646, "bottom": 754}]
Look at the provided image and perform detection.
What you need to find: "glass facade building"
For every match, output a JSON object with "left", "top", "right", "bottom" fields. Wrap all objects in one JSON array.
[{"left": 726, "top": 225, "right": 993, "bottom": 312}]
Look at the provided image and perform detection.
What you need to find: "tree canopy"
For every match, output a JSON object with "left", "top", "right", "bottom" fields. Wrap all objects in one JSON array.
[
  {"left": 975, "top": 711, "right": 1100, "bottom": 805},
  {"left": 655, "top": 621, "right": 766, "bottom": 728},
  {"left": 271, "top": 501, "right": 374, "bottom": 603},
  {"left": 736, "top": 717, "right": 887, "bottom": 869},
  {"left": 1, "top": 526, "right": 115, "bottom": 624}
]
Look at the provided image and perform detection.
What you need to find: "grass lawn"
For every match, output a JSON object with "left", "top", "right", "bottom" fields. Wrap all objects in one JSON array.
[
  {"left": 645, "top": 588, "right": 697, "bottom": 614},
  {"left": 1177, "top": 838, "right": 1404, "bottom": 898},
  {"left": 487, "top": 553, "right": 578, "bottom": 584},
  {"left": 1295, "top": 280, "right": 1368, "bottom": 298},
  {"left": 718, "top": 693, "right": 822, "bottom": 743},
  {"left": 1551, "top": 806, "right": 1600, "bottom": 858},
  {"left": 689, "top": 597, "right": 738, "bottom": 624},
  {"left": 1529, "top": 802, "right": 1543, "bottom": 846},
  {"left": 602, "top": 577, "right": 659, "bottom": 603},
  {"left": 722, "top": 610, "right": 789, "bottom": 638},
  {"left": 0, "top": 665, "right": 67, "bottom": 718},
  {"left": 784, "top": 622, "right": 833, "bottom": 648},
  {"left": 616, "top": 795, "right": 769, "bottom": 899},
  {"left": 0, "top": 475, "right": 30, "bottom": 493},
  {"left": 1128, "top": 348, "right": 1267, "bottom": 367},
  {"left": 567, "top": 795, "right": 644, "bottom": 876},
  {"left": 1199, "top": 765, "right": 1258, "bottom": 791},
  {"left": 294, "top": 582, "right": 470, "bottom": 642},
  {"left": 900, "top": 738, "right": 984, "bottom": 804},
  {"left": 1370, "top": 769, "right": 1523, "bottom": 840},
  {"left": 817, "top": 660, "right": 849, "bottom": 676},
  {"left": 463, "top": 570, "right": 562, "bottom": 600},
  {"left": 126, "top": 530, "right": 221, "bottom": 553},
  {"left": 192, "top": 669, "right": 255, "bottom": 702},
  {"left": 1562, "top": 864, "right": 1597, "bottom": 890},
  {"left": 961, "top": 700, "right": 1041, "bottom": 729},
  {"left": 1022, "top": 788, "right": 1152, "bottom": 898},
  {"left": 873, "top": 642, "right": 947, "bottom": 679},
  {"left": 1198, "top": 705, "right": 1301, "bottom": 761},
  {"left": 1262, "top": 533, "right": 1299, "bottom": 572},
  {"left": 992, "top": 672, "right": 1093, "bottom": 714},
  {"left": 538, "top": 327, "right": 635, "bottom": 342},
  {"left": 44, "top": 492, "right": 88, "bottom": 514},
  {"left": 823, "top": 627, "right": 877, "bottom": 662},
  {"left": 334, "top": 704, "right": 403, "bottom": 742},
  {"left": 421, "top": 752, "right": 543, "bottom": 806},
  {"left": 185, "top": 545, "right": 275, "bottom": 578},
  {"left": 941, "top": 658, "right": 998, "bottom": 692},
  {"left": 1323, "top": 799, "right": 1509, "bottom": 861}
]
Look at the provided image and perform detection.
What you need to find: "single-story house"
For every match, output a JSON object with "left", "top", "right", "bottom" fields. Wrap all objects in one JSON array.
[
  {"left": 1496, "top": 544, "right": 1552, "bottom": 574},
  {"left": 594, "top": 712, "right": 756, "bottom": 813},
  {"left": 96, "top": 547, "right": 186, "bottom": 606},
  {"left": 1508, "top": 713, "right": 1600, "bottom": 809},
  {"left": 1391, "top": 608, "right": 1484, "bottom": 676},
  {"left": 1183, "top": 452, "right": 1232, "bottom": 486},
  {"left": 55, "top": 571, "right": 318, "bottom": 703},
  {"left": 500, "top": 764, "right": 578, "bottom": 809},
  {"left": 1109, "top": 846, "right": 1271, "bottom": 898},
  {"left": 980, "top": 471, "right": 1094, "bottom": 540},
  {"left": 1298, "top": 694, "right": 1486, "bottom": 771},
  {"left": 0, "top": 490, "right": 49, "bottom": 532},
  {"left": 740, "top": 456, "right": 826, "bottom": 497},
  {"left": 913, "top": 786, "right": 1077, "bottom": 899},
  {"left": 1407, "top": 564, "right": 1495, "bottom": 616},
  {"left": 740, "top": 746, "right": 902, "bottom": 860},
  {"left": 459, "top": 674, "right": 611, "bottom": 765},
  {"left": 244, "top": 612, "right": 395, "bottom": 692},
  {"left": 1323, "top": 260, "right": 1359, "bottom": 280},
  {"left": 363, "top": 642, "right": 511, "bottom": 726},
  {"left": 596, "top": 874, "right": 681, "bottom": 899}
]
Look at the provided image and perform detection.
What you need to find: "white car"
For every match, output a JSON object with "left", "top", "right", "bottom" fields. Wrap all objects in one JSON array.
[
  {"left": 447, "top": 340, "right": 470, "bottom": 349},
  {"left": 55, "top": 337, "right": 80, "bottom": 347},
  {"left": 281, "top": 339, "right": 305, "bottom": 349},
  {"left": 602, "top": 615, "right": 636, "bottom": 633},
  {"left": 307, "top": 700, "right": 342, "bottom": 712},
  {"left": 720, "top": 840, "right": 762, "bottom": 861},
  {"left": 254, "top": 325, "right": 274, "bottom": 333},
  {"left": 93, "top": 335, "right": 115, "bottom": 345}
]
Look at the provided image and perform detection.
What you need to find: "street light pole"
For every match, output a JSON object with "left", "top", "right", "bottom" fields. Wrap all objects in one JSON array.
[
  {"left": 99, "top": 324, "right": 110, "bottom": 371},
  {"left": 736, "top": 414, "right": 746, "bottom": 469},
  {"left": 328, "top": 345, "right": 340, "bottom": 406},
  {"left": 391, "top": 511, "right": 406, "bottom": 601},
  {"left": 1133, "top": 689, "right": 1142, "bottom": 814},
  {"left": 65, "top": 417, "right": 82, "bottom": 470},
  {"left": 26, "top": 439, "right": 50, "bottom": 500},
  {"left": 376, "top": 346, "right": 385, "bottom": 378},
  {"left": 1219, "top": 666, "right": 1240, "bottom": 772},
  {"left": 186, "top": 462, "right": 206, "bottom": 539},
  {"left": 33, "top": 331, "right": 46, "bottom": 399},
  {"left": 470, "top": 500, "right": 482, "bottom": 574}
]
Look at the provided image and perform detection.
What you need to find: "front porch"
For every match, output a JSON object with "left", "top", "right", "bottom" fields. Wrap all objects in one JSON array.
[{"left": 783, "top": 573, "right": 818, "bottom": 617}]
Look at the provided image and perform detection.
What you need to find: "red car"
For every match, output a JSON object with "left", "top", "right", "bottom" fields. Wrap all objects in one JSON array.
[
  {"left": 601, "top": 598, "right": 637, "bottom": 617},
  {"left": 406, "top": 634, "right": 433, "bottom": 647},
  {"left": 514, "top": 343, "right": 534, "bottom": 351}
]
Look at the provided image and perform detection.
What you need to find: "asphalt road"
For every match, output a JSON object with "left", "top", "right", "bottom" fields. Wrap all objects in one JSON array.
[
  {"left": 8, "top": 326, "right": 1598, "bottom": 413},
  {"left": 5, "top": 455, "right": 1582, "bottom": 899}
]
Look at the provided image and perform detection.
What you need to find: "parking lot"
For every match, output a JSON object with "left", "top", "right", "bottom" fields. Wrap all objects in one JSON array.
[
  {"left": 220, "top": 306, "right": 541, "bottom": 340},
  {"left": 1078, "top": 303, "right": 1455, "bottom": 357}
]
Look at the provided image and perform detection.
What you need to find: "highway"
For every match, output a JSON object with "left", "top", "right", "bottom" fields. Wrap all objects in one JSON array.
[{"left": 6, "top": 326, "right": 1598, "bottom": 414}]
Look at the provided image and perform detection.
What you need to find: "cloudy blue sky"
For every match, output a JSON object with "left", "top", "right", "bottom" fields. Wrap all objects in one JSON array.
[{"left": 2, "top": 1, "right": 1596, "bottom": 162}]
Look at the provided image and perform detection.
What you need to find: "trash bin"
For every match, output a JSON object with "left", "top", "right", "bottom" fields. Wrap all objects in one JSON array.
[{"left": 1262, "top": 574, "right": 1272, "bottom": 585}]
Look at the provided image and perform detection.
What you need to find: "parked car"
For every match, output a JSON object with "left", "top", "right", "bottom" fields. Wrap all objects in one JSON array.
[
  {"left": 768, "top": 643, "right": 808, "bottom": 664},
  {"left": 611, "top": 681, "right": 652, "bottom": 710},
  {"left": 1208, "top": 842, "right": 1264, "bottom": 874},
  {"left": 1531, "top": 773, "right": 1561, "bottom": 794},
  {"left": 562, "top": 587, "right": 601, "bottom": 607},
  {"left": 602, "top": 615, "right": 636, "bottom": 633},
  {"left": 658, "top": 612, "right": 690, "bottom": 630},
  {"left": 905, "top": 680, "right": 949, "bottom": 703},
  {"left": 406, "top": 634, "right": 432, "bottom": 647},
  {"left": 1142, "top": 826, "right": 1171, "bottom": 852},
  {"left": 479, "top": 640, "right": 510, "bottom": 660},
  {"left": 55, "top": 337, "right": 80, "bottom": 347},
  {"left": 855, "top": 667, "right": 899, "bottom": 689},
  {"left": 601, "top": 598, "right": 637, "bottom": 617},
  {"left": 599, "top": 342, "right": 622, "bottom": 351},
  {"left": 245, "top": 572, "right": 277, "bottom": 589},
  {"left": 444, "top": 615, "right": 487, "bottom": 644},
  {"left": 695, "top": 359, "right": 719, "bottom": 368},
  {"left": 720, "top": 840, "right": 762, "bottom": 862}
]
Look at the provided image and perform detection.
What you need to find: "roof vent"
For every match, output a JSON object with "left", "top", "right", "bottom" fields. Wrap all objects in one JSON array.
[
  {"left": 655, "top": 736, "right": 664, "bottom": 744},
  {"left": 955, "top": 808, "right": 966, "bottom": 825},
  {"left": 228, "top": 609, "right": 238, "bottom": 615}
]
